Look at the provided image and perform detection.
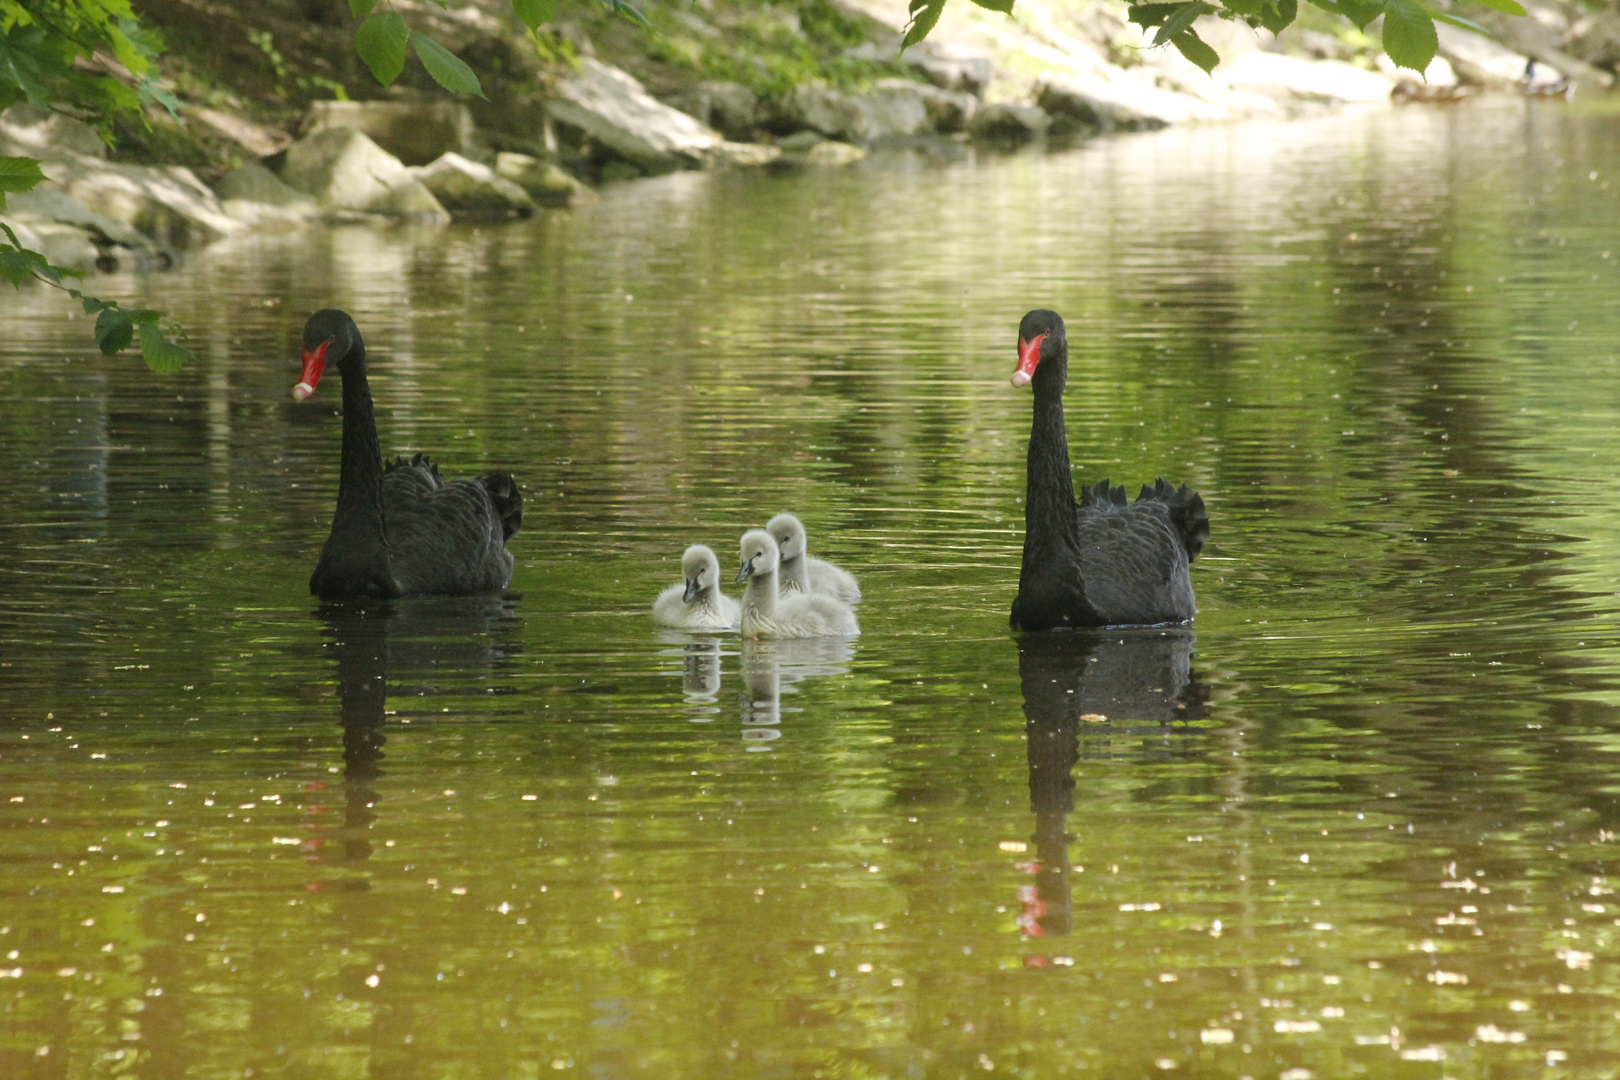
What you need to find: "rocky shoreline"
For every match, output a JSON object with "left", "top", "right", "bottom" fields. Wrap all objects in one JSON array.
[{"left": 3, "top": 0, "right": 1613, "bottom": 275}]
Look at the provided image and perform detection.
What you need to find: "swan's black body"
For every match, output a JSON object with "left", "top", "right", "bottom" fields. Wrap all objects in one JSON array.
[
  {"left": 298, "top": 309, "right": 521, "bottom": 601},
  {"left": 1009, "top": 310, "right": 1207, "bottom": 631}
]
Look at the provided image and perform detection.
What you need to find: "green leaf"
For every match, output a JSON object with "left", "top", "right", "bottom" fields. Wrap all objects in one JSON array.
[
  {"left": 95, "top": 308, "right": 135, "bottom": 355},
  {"left": 1381, "top": 0, "right": 1437, "bottom": 73},
  {"left": 410, "top": 33, "right": 485, "bottom": 97},
  {"left": 0, "top": 154, "right": 45, "bottom": 210},
  {"left": 903, "top": 0, "right": 946, "bottom": 48},
  {"left": 1336, "top": 0, "right": 1387, "bottom": 30},
  {"left": 967, "top": 0, "right": 1016, "bottom": 12},
  {"left": 1259, "top": 0, "right": 1298, "bottom": 35},
  {"left": 1433, "top": 12, "right": 1487, "bottom": 33},
  {"left": 137, "top": 78, "right": 181, "bottom": 117},
  {"left": 1172, "top": 27, "right": 1221, "bottom": 72},
  {"left": 1128, "top": 3, "right": 1185, "bottom": 28},
  {"left": 0, "top": 246, "right": 44, "bottom": 287},
  {"left": 80, "top": 296, "right": 117, "bottom": 314},
  {"left": 600, "top": 0, "right": 650, "bottom": 25},
  {"left": 1153, "top": 2, "right": 1212, "bottom": 47},
  {"left": 350, "top": 0, "right": 381, "bottom": 17},
  {"left": 1472, "top": 0, "right": 1526, "bottom": 14},
  {"left": 513, "top": 0, "right": 556, "bottom": 31},
  {"left": 139, "top": 325, "right": 194, "bottom": 374},
  {"left": 356, "top": 11, "right": 409, "bottom": 86}
]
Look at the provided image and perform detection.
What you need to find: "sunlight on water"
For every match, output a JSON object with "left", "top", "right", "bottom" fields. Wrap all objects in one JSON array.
[{"left": 5, "top": 99, "right": 1620, "bottom": 1077}]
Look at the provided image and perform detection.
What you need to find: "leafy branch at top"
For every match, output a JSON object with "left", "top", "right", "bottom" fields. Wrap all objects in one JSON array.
[
  {"left": 348, "top": 0, "right": 647, "bottom": 97},
  {"left": 903, "top": 0, "right": 1528, "bottom": 75},
  {"left": 0, "top": 2, "right": 196, "bottom": 372}
]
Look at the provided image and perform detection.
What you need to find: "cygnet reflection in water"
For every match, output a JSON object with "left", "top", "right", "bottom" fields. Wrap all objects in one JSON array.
[
  {"left": 739, "top": 636, "right": 855, "bottom": 750},
  {"left": 765, "top": 512, "right": 861, "bottom": 604},
  {"left": 315, "top": 596, "right": 521, "bottom": 876},
  {"left": 653, "top": 544, "right": 739, "bottom": 629},
  {"left": 737, "top": 529, "right": 859, "bottom": 639},
  {"left": 654, "top": 632, "right": 728, "bottom": 722},
  {"left": 1014, "top": 630, "right": 1210, "bottom": 939}
]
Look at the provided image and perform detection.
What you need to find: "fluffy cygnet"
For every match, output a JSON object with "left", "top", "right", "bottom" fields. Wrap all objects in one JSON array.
[
  {"left": 736, "top": 529, "right": 859, "bottom": 639},
  {"left": 765, "top": 512, "right": 860, "bottom": 604},
  {"left": 654, "top": 545, "right": 739, "bottom": 629}
]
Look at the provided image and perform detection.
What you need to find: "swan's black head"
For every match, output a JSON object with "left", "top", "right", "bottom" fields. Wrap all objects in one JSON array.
[
  {"left": 293, "top": 309, "right": 364, "bottom": 402},
  {"left": 1011, "top": 309, "right": 1067, "bottom": 392}
]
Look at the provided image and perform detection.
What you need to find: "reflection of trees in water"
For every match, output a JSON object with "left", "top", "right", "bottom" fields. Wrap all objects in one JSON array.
[
  {"left": 314, "top": 597, "right": 521, "bottom": 873},
  {"left": 1016, "top": 630, "right": 1209, "bottom": 939}
]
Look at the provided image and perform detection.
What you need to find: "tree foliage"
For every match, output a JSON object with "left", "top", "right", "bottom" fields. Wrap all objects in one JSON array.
[
  {"left": 0, "top": 0, "right": 195, "bottom": 371},
  {"left": 908, "top": 0, "right": 1528, "bottom": 74}
]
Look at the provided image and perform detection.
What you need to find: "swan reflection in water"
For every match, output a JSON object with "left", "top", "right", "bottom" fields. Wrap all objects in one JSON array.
[
  {"left": 658, "top": 632, "right": 852, "bottom": 748},
  {"left": 1016, "top": 629, "right": 1209, "bottom": 939},
  {"left": 311, "top": 597, "right": 521, "bottom": 878}
]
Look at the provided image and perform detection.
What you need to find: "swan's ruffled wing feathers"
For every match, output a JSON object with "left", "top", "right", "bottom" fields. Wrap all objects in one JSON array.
[
  {"left": 383, "top": 473, "right": 513, "bottom": 595},
  {"left": 1135, "top": 478, "right": 1208, "bottom": 562},
  {"left": 479, "top": 472, "right": 523, "bottom": 543},
  {"left": 1072, "top": 483, "right": 1196, "bottom": 625},
  {"left": 1079, "top": 479, "right": 1129, "bottom": 508}
]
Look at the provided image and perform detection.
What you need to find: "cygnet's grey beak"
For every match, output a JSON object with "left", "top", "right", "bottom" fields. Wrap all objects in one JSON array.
[
  {"left": 736, "top": 558, "right": 755, "bottom": 584},
  {"left": 683, "top": 576, "right": 701, "bottom": 603}
]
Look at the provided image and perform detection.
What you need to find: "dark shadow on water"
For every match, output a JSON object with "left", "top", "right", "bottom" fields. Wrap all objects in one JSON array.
[
  {"left": 1016, "top": 629, "right": 1210, "bottom": 939},
  {"left": 312, "top": 596, "right": 522, "bottom": 875}
]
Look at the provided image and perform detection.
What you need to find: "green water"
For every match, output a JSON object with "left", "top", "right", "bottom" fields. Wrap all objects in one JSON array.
[{"left": 5, "top": 99, "right": 1620, "bottom": 1078}]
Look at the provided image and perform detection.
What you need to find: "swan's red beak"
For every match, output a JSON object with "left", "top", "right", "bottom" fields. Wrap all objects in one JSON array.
[
  {"left": 293, "top": 339, "right": 331, "bottom": 401},
  {"left": 1011, "top": 333, "right": 1044, "bottom": 388}
]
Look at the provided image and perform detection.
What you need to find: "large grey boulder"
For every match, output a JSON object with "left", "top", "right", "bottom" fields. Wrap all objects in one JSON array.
[
  {"left": 918, "top": 85, "right": 977, "bottom": 134},
  {"left": 301, "top": 100, "right": 475, "bottom": 166},
  {"left": 278, "top": 128, "right": 450, "bottom": 224},
  {"left": 494, "top": 152, "right": 598, "bottom": 207},
  {"left": 413, "top": 152, "right": 534, "bottom": 216},
  {"left": 774, "top": 132, "right": 866, "bottom": 168},
  {"left": 1219, "top": 53, "right": 1396, "bottom": 104},
  {"left": 3, "top": 188, "right": 161, "bottom": 270},
  {"left": 1037, "top": 77, "right": 1175, "bottom": 135},
  {"left": 968, "top": 102, "right": 1051, "bottom": 143},
  {"left": 0, "top": 104, "right": 106, "bottom": 160},
  {"left": 707, "top": 141, "right": 782, "bottom": 169},
  {"left": 674, "top": 81, "right": 759, "bottom": 141},
  {"left": 845, "top": 42, "right": 993, "bottom": 98},
  {"left": 785, "top": 81, "right": 953, "bottom": 143},
  {"left": 214, "top": 162, "right": 321, "bottom": 229},
  {"left": 48, "top": 157, "right": 243, "bottom": 248},
  {"left": 546, "top": 58, "right": 722, "bottom": 171},
  {"left": 908, "top": 42, "right": 993, "bottom": 98}
]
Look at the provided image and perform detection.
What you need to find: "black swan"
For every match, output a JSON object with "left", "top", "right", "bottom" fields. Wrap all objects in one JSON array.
[
  {"left": 765, "top": 512, "right": 861, "bottom": 603},
  {"left": 1008, "top": 309, "right": 1208, "bottom": 630},
  {"left": 294, "top": 309, "right": 522, "bottom": 600}
]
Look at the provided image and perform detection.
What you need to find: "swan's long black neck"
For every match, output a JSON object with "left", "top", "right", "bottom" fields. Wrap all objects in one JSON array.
[
  {"left": 1024, "top": 366, "right": 1080, "bottom": 551},
  {"left": 336, "top": 352, "right": 387, "bottom": 541},
  {"left": 311, "top": 343, "right": 396, "bottom": 598}
]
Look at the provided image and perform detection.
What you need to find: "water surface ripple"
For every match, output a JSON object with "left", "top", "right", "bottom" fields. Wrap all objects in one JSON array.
[{"left": 5, "top": 100, "right": 1620, "bottom": 1078}]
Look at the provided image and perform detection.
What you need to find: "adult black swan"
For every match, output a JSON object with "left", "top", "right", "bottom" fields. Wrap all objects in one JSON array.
[
  {"left": 293, "top": 309, "right": 522, "bottom": 600},
  {"left": 1008, "top": 309, "right": 1207, "bottom": 630}
]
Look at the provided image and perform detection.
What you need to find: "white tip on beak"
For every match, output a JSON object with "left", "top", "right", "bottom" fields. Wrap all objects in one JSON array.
[
  {"left": 1009, "top": 370, "right": 1032, "bottom": 388},
  {"left": 292, "top": 382, "right": 315, "bottom": 401}
]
